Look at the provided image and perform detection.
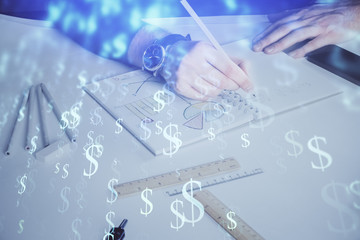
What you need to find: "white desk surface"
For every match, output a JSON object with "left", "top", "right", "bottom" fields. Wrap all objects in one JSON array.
[{"left": 0, "top": 14, "right": 360, "bottom": 240}]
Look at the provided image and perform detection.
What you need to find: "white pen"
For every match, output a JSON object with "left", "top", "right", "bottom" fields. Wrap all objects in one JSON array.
[
  {"left": 25, "top": 85, "right": 36, "bottom": 151},
  {"left": 36, "top": 84, "right": 49, "bottom": 147},
  {"left": 180, "top": 0, "right": 255, "bottom": 96},
  {"left": 41, "top": 83, "right": 76, "bottom": 143},
  {"left": 180, "top": 0, "right": 230, "bottom": 60},
  {"left": 4, "top": 88, "right": 30, "bottom": 156}
]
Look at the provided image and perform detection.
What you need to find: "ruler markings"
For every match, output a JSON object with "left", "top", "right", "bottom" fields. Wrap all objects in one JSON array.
[{"left": 194, "top": 190, "right": 265, "bottom": 240}]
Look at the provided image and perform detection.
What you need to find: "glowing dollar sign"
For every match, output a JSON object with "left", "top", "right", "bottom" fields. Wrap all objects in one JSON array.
[
  {"left": 83, "top": 133, "right": 103, "bottom": 179},
  {"left": 284, "top": 130, "right": 303, "bottom": 158},
  {"left": 241, "top": 133, "right": 250, "bottom": 148},
  {"left": 29, "top": 136, "right": 38, "bottom": 154},
  {"left": 321, "top": 181, "right": 359, "bottom": 234},
  {"left": 90, "top": 107, "right": 103, "bottom": 126},
  {"left": 140, "top": 119, "right": 151, "bottom": 141},
  {"left": 58, "top": 186, "right": 70, "bottom": 214},
  {"left": 60, "top": 111, "right": 70, "bottom": 129},
  {"left": 107, "top": 178, "right": 118, "bottom": 204},
  {"left": 182, "top": 179, "right": 204, "bottom": 226},
  {"left": 69, "top": 106, "right": 80, "bottom": 129},
  {"left": 18, "top": 174, "right": 27, "bottom": 195},
  {"left": 71, "top": 218, "right": 82, "bottom": 240},
  {"left": 155, "top": 121, "right": 163, "bottom": 135},
  {"left": 62, "top": 164, "right": 69, "bottom": 179},
  {"left": 163, "top": 123, "right": 182, "bottom": 157},
  {"left": 153, "top": 90, "right": 166, "bottom": 112},
  {"left": 115, "top": 118, "right": 123, "bottom": 134},
  {"left": 140, "top": 188, "right": 153, "bottom": 217},
  {"left": 349, "top": 180, "right": 360, "bottom": 210},
  {"left": 308, "top": 136, "right": 332, "bottom": 172},
  {"left": 103, "top": 211, "right": 115, "bottom": 240},
  {"left": 226, "top": 211, "right": 237, "bottom": 230},
  {"left": 208, "top": 128, "right": 215, "bottom": 141},
  {"left": 17, "top": 219, "right": 24, "bottom": 234},
  {"left": 170, "top": 199, "right": 185, "bottom": 231}
]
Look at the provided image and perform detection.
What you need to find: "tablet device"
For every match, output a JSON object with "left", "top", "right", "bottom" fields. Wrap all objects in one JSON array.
[{"left": 306, "top": 44, "right": 360, "bottom": 86}]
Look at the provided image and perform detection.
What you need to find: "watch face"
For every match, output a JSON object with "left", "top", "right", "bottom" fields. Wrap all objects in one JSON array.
[{"left": 143, "top": 44, "right": 166, "bottom": 72}]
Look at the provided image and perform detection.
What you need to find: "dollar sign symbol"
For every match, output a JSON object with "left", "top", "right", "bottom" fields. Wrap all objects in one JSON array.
[
  {"left": 140, "top": 119, "right": 151, "bottom": 140},
  {"left": 284, "top": 130, "right": 303, "bottom": 158},
  {"left": 71, "top": 218, "right": 82, "bottom": 240},
  {"left": 140, "top": 188, "right": 153, "bottom": 217},
  {"left": 83, "top": 133, "right": 103, "bottom": 179},
  {"left": 155, "top": 121, "right": 163, "bottom": 135},
  {"left": 349, "top": 180, "right": 360, "bottom": 210},
  {"left": 69, "top": 106, "right": 80, "bottom": 129},
  {"left": 115, "top": 118, "right": 123, "bottom": 134},
  {"left": 90, "top": 107, "right": 103, "bottom": 126},
  {"left": 17, "top": 219, "right": 24, "bottom": 234},
  {"left": 153, "top": 90, "right": 166, "bottom": 112},
  {"left": 308, "top": 136, "right": 332, "bottom": 172},
  {"left": 107, "top": 178, "right": 119, "bottom": 204},
  {"left": 170, "top": 199, "right": 185, "bottom": 231},
  {"left": 29, "top": 136, "right": 38, "bottom": 154},
  {"left": 18, "top": 174, "right": 27, "bottom": 195},
  {"left": 104, "top": 211, "right": 115, "bottom": 240},
  {"left": 171, "top": 178, "right": 204, "bottom": 228},
  {"left": 321, "top": 181, "right": 359, "bottom": 234},
  {"left": 208, "top": 128, "right": 215, "bottom": 141},
  {"left": 18, "top": 106, "right": 25, "bottom": 122},
  {"left": 226, "top": 211, "right": 237, "bottom": 230},
  {"left": 58, "top": 186, "right": 70, "bottom": 214},
  {"left": 54, "top": 163, "right": 60, "bottom": 174},
  {"left": 241, "top": 133, "right": 250, "bottom": 148},
  {"left": 163, "top": 123, "right": 182, "bottom": 157},
  {"left": 60, "top": 111, "right": 70, "bottom": 129},
  {"left": 62, "top": 164, "right": 69, "bottom": 179}
]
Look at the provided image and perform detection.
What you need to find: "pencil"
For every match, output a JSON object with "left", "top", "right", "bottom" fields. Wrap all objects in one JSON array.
[
  {"left": 40, "top": 83, "right": 76, "bottom": 143},
  {"left": 180, "top": 0, "right": 256, "bottom": 96},
  {"left": 25, "top": 85, "right": 36, "bottom": 150},
  {"left": 4, "top": 88, "right": 30, "bottom": 156},
  {"left": 36, "top": 84, "right": 49, "bottom": 147},
  {"left": 180, "top": 0, "right": 229, "bottom": 59}
]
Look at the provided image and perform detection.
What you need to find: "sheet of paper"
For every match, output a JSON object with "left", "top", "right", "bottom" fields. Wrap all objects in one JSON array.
[{"left": 84, "top": 39, "right": 341, "bottom": 156}]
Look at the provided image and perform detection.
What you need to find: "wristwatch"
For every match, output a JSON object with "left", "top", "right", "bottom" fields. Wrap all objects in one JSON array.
[{"left": 142, "top": 34, "right": 191, "bottom": 76}]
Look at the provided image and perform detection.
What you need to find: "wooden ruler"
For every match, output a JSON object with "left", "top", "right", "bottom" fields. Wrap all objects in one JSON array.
[
  {"left": 194, "top": 190, "right": 265, "bottom": 240},
  {"left": 115, "top": 158, "right": 240, "bottom": 198}
]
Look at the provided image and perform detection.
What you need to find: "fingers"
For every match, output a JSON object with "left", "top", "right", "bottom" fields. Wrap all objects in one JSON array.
[
  {"left": 288, "top": 34, "right": 333, "bottom": 58},
  {"left": 252, "top": 4, "right": 340, "bottom": 54},
  {"left": 263, "top": 25, "right": 322, "bottom": 54},
  {"left": 171, "top": 41, "right": 253, "bottom": 100},
  {"left": 253, "top": 14, "right": 301, "bottom": 45},
  {"left": 253, "top": 20, "right": 310, "bottom": 52},
  {"left": 204, "top": 45, "right": 253, "bottom": 92}
]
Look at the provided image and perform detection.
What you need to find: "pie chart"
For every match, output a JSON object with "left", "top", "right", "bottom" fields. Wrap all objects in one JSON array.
[{"left": 183, "top": 102, "right": 224, "bottom": 130}]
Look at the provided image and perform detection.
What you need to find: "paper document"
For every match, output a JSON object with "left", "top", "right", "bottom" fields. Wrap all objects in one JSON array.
[{"left": 84, "top": 39, "right": 341, "bottom": 156}]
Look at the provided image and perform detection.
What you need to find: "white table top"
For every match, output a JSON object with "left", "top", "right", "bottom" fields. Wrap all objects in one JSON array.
[{"left": 0, "top": 14, "right": 360, "bottom": 240}]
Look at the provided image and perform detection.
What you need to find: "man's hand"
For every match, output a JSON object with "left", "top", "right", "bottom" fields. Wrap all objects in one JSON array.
[
  {"left": 163, "top": 41, "right": 252, "bottom": 100},
  {"left": 252, "top": 3, "right": 360, "bottom": 58}
]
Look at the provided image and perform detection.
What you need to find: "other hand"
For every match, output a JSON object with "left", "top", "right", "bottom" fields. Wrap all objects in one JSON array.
[
  {"left": 252, "top": 3, "right": 360, "bottom": 58},
  {"left": 162, "top": 41, "right": 252, "bottom": 100}
]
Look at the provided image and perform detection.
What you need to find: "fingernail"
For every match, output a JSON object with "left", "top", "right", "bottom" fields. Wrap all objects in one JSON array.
[
  {"left": 253, "top": 43, "right": 261, "bottom": 52},
  {"left": 289, "top": 51, "right": 298, "bottom": 58},
  {"left": 244, "top": 82, "right": 254, "bottom": 92},
  {"left": 265, "top": 46, "right": 274, "bottom": 54}
]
